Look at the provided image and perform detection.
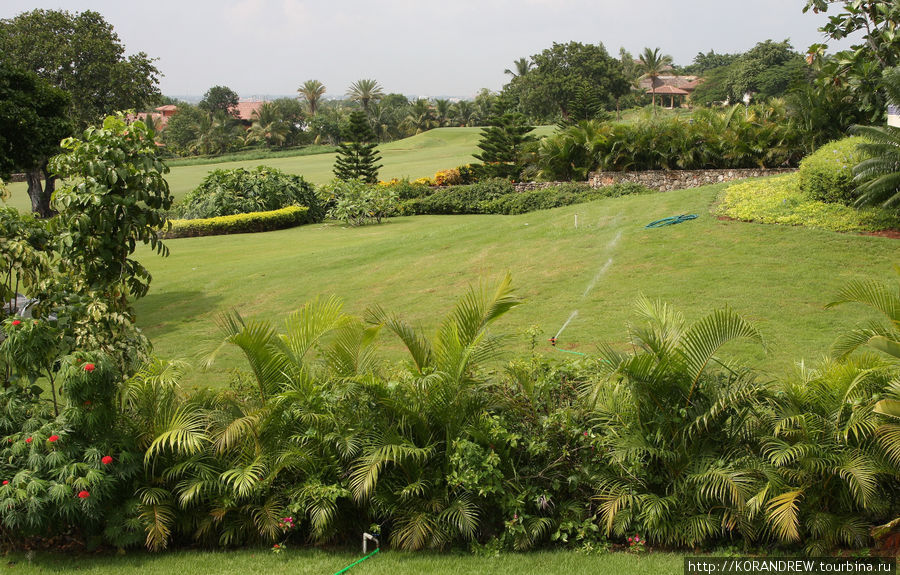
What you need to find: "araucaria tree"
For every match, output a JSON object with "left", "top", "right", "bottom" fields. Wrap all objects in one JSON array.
[
  {"left": 333, "top": 111, "right": 382, "bottom": 183},
  {"left": 473, "top": 112, "right": 536, "bottom": 179}
]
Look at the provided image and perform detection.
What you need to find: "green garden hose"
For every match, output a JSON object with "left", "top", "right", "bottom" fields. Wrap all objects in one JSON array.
[
  {"left": 645, "top": 214, "right": 698, "bottom": 228},
  {"left": 554, "top": 347, "right": 586, "bottom": 356},
  {"left": 332, "top": 548, "right": 379, "bottom": 575}
]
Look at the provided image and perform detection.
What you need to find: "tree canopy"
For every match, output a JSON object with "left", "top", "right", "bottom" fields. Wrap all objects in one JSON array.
[
  {"left": 0, "top": 9, "right": 160, "bottom": 129},
  {"left": 508, "top": 41, "right": 629, "bottom": 121}
]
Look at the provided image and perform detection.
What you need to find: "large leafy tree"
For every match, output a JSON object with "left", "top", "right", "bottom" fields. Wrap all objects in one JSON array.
[
  {"left": 0, "top": 63, "right": 70, "bottom": 216},
  {"left": 199, "top": 85, "right": 240, "bottom": 117},
  {"left": 333, "top": 111, "right": 382, "bottom": 183},
  {"left": 511, "top": 41, "right": 629, "bottom": 120},
  {"left": 0, "top": 9, "right": 160, "bottom": 216},
  {"left": 805, "top": 0, "right": 900, "bottom": 122},
  {"left": 638, "top": 47, "right": 673, "bottom": 107}
]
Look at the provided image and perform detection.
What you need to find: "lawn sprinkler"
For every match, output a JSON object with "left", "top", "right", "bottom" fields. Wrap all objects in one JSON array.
[
  {"left": 332, "top": 532, "right": 380, "bottom": 575},
  {"left": 548, "top": 336, "right": 557, "bottom": 347}
]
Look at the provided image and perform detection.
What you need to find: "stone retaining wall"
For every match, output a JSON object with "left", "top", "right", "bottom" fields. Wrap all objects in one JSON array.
[{"left": 587, "top": 168, "right": 796, "bottom": 192}]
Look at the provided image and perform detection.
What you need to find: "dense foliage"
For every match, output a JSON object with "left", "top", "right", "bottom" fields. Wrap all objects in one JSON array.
[
  {"left": 178, "top": 166, "right": 323, "bottom": 222},
  {"left": 716, "top": 173, "right": 900, "bottom": 232},
  {"left": 473, "top": 113, "right": 536, "bottom": 180},
  {"left": 798, "top": 137, "right": 867, "bottom": 205},
  {"left": 318, "top": 179, "right": 398, "bottom": 226},
  {"left": 850, "top": 68, "right": 900, "bottom": 209},
  {"left": 400, "top": 179, "right": 649, "bottom": 216},
  {"left": 535, "top": 104, "right": 802, "bottom": 180}
]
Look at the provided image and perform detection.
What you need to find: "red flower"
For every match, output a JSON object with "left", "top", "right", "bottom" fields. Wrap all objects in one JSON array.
[
  {"left": 77, "top": 490, "right": 90, "bottom": 499},
  {"left": 83, "top": 400, "right": 92, "bottom": 406},
  {"left": 11, "top": 320, "right": 20, "bottom": 326},
  {"left": 48, "top": 435, "right": 59, "bottom": 443},
  {"left": 272, "top": 544, "right": 280, "bottom": 549},
  {"left": 101, "top": 456, "right": 113, "bottom": 465},
  {"left": 83, "top": 363, "right": 95, "bottom": 372},
  {"left": 2, "top": 481, "right": 8, "bottom": 485},
  {"left": 25, "top": 437, "right": 32, "bottom": 444}
]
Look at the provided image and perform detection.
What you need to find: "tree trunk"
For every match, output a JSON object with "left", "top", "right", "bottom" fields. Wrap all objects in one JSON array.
[{"left": 26, "top": 163, "right": 56, "bottom": 218}]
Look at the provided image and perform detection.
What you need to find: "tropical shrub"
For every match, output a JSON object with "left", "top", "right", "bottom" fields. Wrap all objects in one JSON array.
[
  {"left": 378, "top": 178, "right": 432, "bottom": 200},
  {"left": 319, "top": 179, "right": 399, "bottom": 226},
  {"left": 163, "top": 206, "right": 310, "bottom": 239},
  {"left": 798, "top": 137, "right": 867, "bottom": 205},
  {"left": 716, "top": 174, "right": 900, "bottom": 232},
  {"left": 402, "top": 178, "right": 514, "bottom": 215},
  {"left": 178, "top": 167, "right": 323, "bottom": 222},
  {"left": 850, "top": 68, "right": 900, "bottom": 209},
  {"left": 584, "top": 298, "right": 768, "bottom": 547},
  {"left": 535, "top": 103, "right": 804, "bottom": 180}
]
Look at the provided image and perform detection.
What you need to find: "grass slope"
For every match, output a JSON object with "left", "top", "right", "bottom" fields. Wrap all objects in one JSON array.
[
  {"left": 3, "top": 126, "right": 555, "bottom": 211},
  {"left": 9, "top": 549, "right": 684, "bottom": 575},
  {"left": 134, "top": 182, "right": 897, "bottom": 389}
]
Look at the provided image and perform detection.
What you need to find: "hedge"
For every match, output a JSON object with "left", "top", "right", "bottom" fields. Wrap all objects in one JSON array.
[
  {"left": 797, "top": 137, "right": 867, "bottom": 206},
  {"left": 401, "top": 180, "right": 650, "bottom": 216},
  {"left": 716, "top": 173, "right": 900, "bottom": 233},
  {"left": 162, "top": 205, "right": 309, "bottom": 239}
]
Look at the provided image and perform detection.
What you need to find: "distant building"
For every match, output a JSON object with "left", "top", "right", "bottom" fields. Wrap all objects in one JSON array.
[
  {"left": 889, "top": 105, "right": 900, "bottom": 127},
  {"left": 638, "top": 75, "right": 701, "bottom": 107},
  {"left": 233, "top": 99, "right": 266, "bottom": 121}
]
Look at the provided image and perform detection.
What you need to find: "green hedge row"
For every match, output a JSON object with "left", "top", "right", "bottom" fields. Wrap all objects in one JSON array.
[
  {"left": 162, "top": 205, "right": 309, "bottom": 239},
  {"left": 400, "top": 179, "right": 650, "bottom": 216}
]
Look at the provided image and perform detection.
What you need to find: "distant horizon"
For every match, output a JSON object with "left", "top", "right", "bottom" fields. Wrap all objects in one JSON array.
[{"left": 1, "top": 0, "right": 857, "bottom": 98}]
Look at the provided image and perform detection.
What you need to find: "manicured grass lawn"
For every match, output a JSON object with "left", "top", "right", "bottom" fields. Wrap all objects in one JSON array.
[
  {"left": 3, "top": 126, "right": 556, "bottom": 211},
  {"left": 8, "top": 549, "right": 685, "bottom": 575},
  {"left": 133, "top": 182, "right": 897, "bottom": 389}
]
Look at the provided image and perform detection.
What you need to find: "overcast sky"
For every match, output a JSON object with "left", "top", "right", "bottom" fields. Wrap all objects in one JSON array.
[{"left": 1, "top": 0, "right": 854, "bottom": 100}]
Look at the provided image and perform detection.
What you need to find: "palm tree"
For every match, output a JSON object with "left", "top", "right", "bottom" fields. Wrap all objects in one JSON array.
[
  {"left": 347, "top": 78, "right": 384, "bottom": 113},
  {"left": 452, "top": 100, "right": 475, "bottom": 127},
  {"left": 586, "top": 297, "right": 768, "bottom": 547},
  {"left": 246, "top": 102, "right": 290, "bottom": 148},
  {"left": 298, "top": 79, "right": 326, "bottom": 116},
  {"left": 504, "top": 57, "right": 532, "bottom": 78},
  {"left": 403, "top": 98, "right": 436, "bottom": 135},
  {"left": 638, "top": 47, "right": 673, "bottom": 108},
  {"left": 434, "top": 98, "right": 452, "bottom": 127},
  {"left": 850, "top": 68, "right": 900, "bottom": 208},
  {"left": 355, "top": 274, "right": 522, "bottom": 550}
]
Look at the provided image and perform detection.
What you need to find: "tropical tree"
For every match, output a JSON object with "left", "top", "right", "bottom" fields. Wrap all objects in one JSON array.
[
  {"left": 246, "top": 102, "right": 291, "bottom": 148},
  {"left": 0, "top": 62, "right": 70, "bottom": 217},
  {"left": 403, "top": 99, "right": 437, "bottom": 134},
  {"left": 504, "top": 57, "right": 532, "bottom": 78},
  {"left": 0, "top": 9, "right": 159, "bottom": 216},
  {"left": 638, "top": 47, "right": 673, "bottom": 107},
  {"left": 473, "top": 113, "right": 536, "bottom": 179},
  {"left": 585, "top": 298, "right": 768, "bottom": 547},
  {"left": 849, "top": 68, "right": 900, "bottom": 208},
  {"left": 347, "top": 79, "right": 384, "bottom": 113},
  {"left": 434, "top": 99, "right": 452, "bottom": 127},
  {"left": 298, "top": 79, "right": 326, "bottom": 115},
  {"left": 452, "top": 100, "right": 476, "bottom": 127},
  {"left": 199, "top": 85, "right": 240, "bottom": 117},
  {"left": 356, "top": 274, "right": 522, "bottom": 549}
]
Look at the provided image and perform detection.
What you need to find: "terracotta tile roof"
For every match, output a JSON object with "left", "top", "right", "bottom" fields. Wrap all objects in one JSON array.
[
  {"left": 155, "top": 104, "right": 178, "bottom": 112},
  {"left": 646, "top": 85, "right": 689, "bottom": 95},
  {"left": 638, "top": 75, "right": 700, "bottom": 92},
  {"left": 232, "top": 100, "right": 266, "bottom": 121}
]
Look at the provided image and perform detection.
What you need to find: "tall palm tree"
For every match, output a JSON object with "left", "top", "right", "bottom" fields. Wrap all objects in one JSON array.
[
  {"left": 850, "top": 68, "right": 900, "bottom": 208},
  {"left": 504, "top": 57, "right": 532, "bottom": 78},
  {"left": 298, "top": 79, "right": 326, "bottom": 116},
  {"left": 433, "top": 98, "right": 452, "bottom": 127},
  {"left": 347, "top": 78, "right": 384, "bottom": 113},
  {"left": 403, "top": 98, "right": 436, "bottom": 135},
  {"left": 246, "top": 102, "right": 289, "bottom": 148},
  {"left": 452, "top": 100, "right": 475, "bottom": 127},
  {"left": 638, "top": 47, "right": 674, "bottom": 108}
]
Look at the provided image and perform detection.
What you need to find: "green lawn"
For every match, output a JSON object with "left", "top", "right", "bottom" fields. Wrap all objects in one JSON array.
[
  {"left": 3, "top": 126, "right": 556, "bottom": 211},
  {"left": 133, "top": 182, "right": 897, "bottom": 389},
  {"left": 8, "top": 549, "right": 684, "bottom": 575}
]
